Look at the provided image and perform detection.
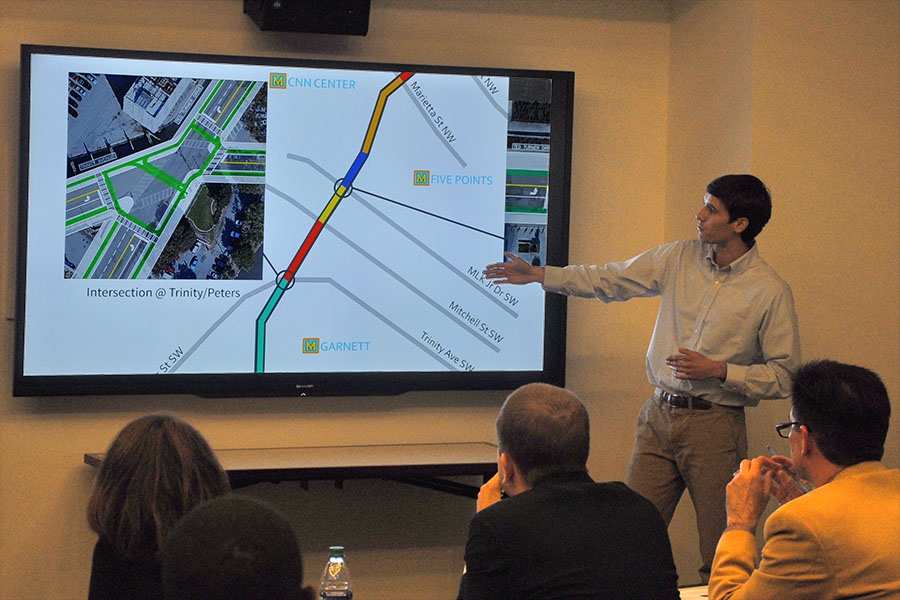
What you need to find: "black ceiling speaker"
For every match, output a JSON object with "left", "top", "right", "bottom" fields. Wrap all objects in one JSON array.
[{"left": 244, "top": 0, "right": 370, "bottom": 35}]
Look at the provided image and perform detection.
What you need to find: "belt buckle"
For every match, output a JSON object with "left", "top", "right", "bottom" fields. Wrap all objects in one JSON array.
[
  {"left": 661, "top": 390, "right": 708, "bottom": 410},
  {"left": 661, "top": 390, "right": 680, "bottom": 407}
]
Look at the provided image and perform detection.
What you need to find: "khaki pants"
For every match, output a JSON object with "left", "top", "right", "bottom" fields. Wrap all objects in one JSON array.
[{"left": 626, "top": 393, "right": 746, "bottom": 584}]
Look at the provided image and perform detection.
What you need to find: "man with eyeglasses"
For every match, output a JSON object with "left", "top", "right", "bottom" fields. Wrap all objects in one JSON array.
[{"left": 709, "top": 360, "right": 900, "bottom": 599}]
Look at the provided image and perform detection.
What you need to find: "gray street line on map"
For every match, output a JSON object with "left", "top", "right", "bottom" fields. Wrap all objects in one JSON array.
[
  {"left": 268, "top": 182, "right": 501, "bottom": 352},
  {"left": 401, "top": 84, "right": 467, "bottom": 168},
  {"left": 470, "top": 75, "right": 509, "bottom": 119},
  {"left": 301, "top": 276, "right": 459, "bottom": 370},
  {"left": 169, "top": 283, "right": 272, "bottom": 373},
  {"left": 170, "top": 276, "right": 457, "bottom": 373},
  {"left": 286, "top": 153, "right": 517, "bottom": 317}
]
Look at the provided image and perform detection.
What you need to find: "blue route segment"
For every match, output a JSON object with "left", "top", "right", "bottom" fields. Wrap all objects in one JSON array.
[{"left": 345, "top": 151, "right": 368, "bottom": 184}]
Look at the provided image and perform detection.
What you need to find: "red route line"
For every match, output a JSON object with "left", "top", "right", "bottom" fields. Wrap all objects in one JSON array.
[
  {"left": 279, "top": 71, "right": 414, "bottom": 284},
  {"left": 282, "top": 219, "right": 325, "bottom": 282}
]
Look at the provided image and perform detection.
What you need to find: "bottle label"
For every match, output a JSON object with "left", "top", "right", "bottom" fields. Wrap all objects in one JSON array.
[{"left": 320, "top": 592, "right": 352, "bottom": 599}]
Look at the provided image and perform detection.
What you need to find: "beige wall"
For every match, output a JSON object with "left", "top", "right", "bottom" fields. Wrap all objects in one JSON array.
[
  {"left": 665, "top": 0, "right": 900, "bottom": 572},
  {"left": 0, "top": 1, "right": 897, "bottom": 598}
]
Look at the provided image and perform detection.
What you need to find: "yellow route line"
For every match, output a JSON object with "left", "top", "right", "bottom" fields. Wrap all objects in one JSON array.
[{"left": 361, "top": 77, "right": 406, "bottom": 153}]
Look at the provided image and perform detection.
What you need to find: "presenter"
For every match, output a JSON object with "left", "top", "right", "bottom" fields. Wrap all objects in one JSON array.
[{"left": 483, "top": 174, "right": 801, "bottom": 582}]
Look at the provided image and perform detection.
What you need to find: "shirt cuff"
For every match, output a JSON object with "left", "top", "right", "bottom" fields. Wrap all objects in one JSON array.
[
  {"left": 541, "top": 265, "right": 565, "bottom": 291},
  {"left": 722, "top": 362, "right": 747, "bottom": 393}
]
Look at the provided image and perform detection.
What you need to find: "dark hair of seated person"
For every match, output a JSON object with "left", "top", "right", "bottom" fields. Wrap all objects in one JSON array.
[
  {"left": 161, "top": 494, "right": 315, "bottom": 600},
  {"left": 85, "top": 413, "right": 230, "bottom": 600}
]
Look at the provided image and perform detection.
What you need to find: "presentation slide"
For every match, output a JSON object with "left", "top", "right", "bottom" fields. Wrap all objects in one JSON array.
[{"left": 22, "top": 52, "right": 555, "bottom": 379}]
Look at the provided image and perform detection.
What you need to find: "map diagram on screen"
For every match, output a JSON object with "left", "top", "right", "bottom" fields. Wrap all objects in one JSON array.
[
  {"left": 65, "top": 73, "right": 266, "bottom": 282},
  {"left": 50, "top": 65, "right": 552, "bottom": 377}
]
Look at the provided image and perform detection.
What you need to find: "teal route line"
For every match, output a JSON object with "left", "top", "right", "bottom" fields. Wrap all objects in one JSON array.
[{"left": 254, "top": 71, "right": 414, "bottom": 373}]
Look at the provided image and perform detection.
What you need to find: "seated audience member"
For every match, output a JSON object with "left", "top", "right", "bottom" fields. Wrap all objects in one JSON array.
[
  {"left": 710, "top": 360, "right": 900, "bottom": 599},
  {"left": 162, "top": 494, "right": 315, "bottom": 600},
  {"left": 457, "top": 382, "right": 680, "bottom": 600},
  {"left": 86, "top": 414, "right": 230, "bottom": 600}
]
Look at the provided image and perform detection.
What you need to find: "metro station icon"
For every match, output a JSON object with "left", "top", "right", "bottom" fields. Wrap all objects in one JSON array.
[
  {"left": 302, "top": 338, "right": 320, "bottom": 354},
  {"left": 413, "top": 170, "right": 430, "bottom": 186},
  {"left": 270, "top": 72, "right": 287, "bottom": 89}
]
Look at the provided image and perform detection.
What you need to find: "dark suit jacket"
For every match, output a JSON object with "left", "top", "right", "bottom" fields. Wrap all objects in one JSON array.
[{"left": 457, "top": 470, "right": 680, "bottom": 600}]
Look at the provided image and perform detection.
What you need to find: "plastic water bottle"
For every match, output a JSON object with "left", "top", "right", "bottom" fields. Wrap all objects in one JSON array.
[{"left": 319, "top": 546, "right": 353, "bottom": 599}]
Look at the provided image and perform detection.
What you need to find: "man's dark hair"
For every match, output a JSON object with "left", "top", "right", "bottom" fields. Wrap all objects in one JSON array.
[
  {"left": 706, "top": 174, "right": 772, "bottom": 244},
  {"left": 496, "top": 383, "right": 590, "bottom": 484},
  {"left": 792, "top": 360, "right": 891, "bottom": 466},
  {"left": 162, "top": 495, "right": 306, "bottom": 600}
]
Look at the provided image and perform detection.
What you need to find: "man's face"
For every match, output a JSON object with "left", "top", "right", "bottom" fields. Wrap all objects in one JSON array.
[{"left": 696, "top": 194, "right": 742, "bottom": 245}]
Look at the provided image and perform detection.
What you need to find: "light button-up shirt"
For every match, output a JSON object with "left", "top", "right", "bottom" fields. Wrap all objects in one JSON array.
[{"left": 542, "top": 240, "right": 800, "bottom": 407}]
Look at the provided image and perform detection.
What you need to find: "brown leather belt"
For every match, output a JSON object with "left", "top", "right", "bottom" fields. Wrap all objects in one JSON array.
[{"left": 659, "top": 390, "right": 713, "bottom": 410}]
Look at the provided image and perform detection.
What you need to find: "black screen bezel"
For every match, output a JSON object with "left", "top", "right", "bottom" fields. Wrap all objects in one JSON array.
[{"left": 14, "top": 44, "right": 571, "bottom": 398}]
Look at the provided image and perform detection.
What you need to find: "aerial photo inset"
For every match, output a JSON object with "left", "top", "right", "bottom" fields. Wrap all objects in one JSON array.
[{"left": 64, "top": 72, "right": 267, "bottom": 281}]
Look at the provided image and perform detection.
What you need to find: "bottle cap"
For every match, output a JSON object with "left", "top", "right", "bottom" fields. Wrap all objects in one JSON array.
[{"left": 328, "top": 546, "right": 345, "bottom": 558}]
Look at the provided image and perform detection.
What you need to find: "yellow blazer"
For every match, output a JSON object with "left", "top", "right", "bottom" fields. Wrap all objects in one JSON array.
[{"left": 709, "top": 461, "right": 900, "bottom": 599}]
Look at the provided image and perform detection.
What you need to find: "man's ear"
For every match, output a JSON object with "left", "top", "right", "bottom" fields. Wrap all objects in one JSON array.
[
  {"left": 799, "top": 425, "right": 814, "bottom": 456},
  {"left": 499, "top": 452, "right": 531, "bottom": 496},
  {"left": 731, "top": 216, "right": 749, "bottom": 234},
  {"left": 498, "top": 452, "right": 515, "bottom": 488}
]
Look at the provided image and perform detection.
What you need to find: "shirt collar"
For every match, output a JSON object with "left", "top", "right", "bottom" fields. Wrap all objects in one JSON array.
[
  {"left": 832, "top": 461, "right": 888, "bottom": 481},
  {"left": 703, "top": 241, "right": 759, "bottom": 275}
]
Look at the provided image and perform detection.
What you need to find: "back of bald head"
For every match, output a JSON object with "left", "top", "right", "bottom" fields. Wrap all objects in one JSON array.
[{"left": 495, "top": 383, "right": 590, "bottom": 483}]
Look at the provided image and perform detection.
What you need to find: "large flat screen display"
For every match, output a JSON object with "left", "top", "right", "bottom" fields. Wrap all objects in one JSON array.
[{"left": 14, "top": 44, "right": 572, "bottom": 398}]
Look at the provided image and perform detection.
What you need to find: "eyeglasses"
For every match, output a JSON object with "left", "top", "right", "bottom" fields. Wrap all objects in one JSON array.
[{"left": 775, "top": 421, "right": 803, "bottom": 439}]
